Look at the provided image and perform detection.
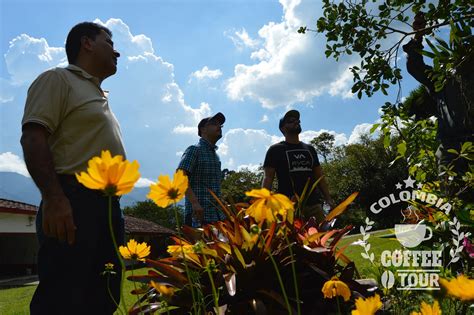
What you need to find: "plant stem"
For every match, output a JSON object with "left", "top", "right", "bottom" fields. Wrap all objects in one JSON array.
[
  {"left": 172, "top": 203, "right": 199, "bottom": 314},
  {"left": 336, "top": 296, "right": 341, "bottom": 315},
  {"left": 285, "top": 235, "right": 301, "bottom": 315},
  {"left": 108, "top": 196, "right": 127, "bottom": 314},
  {"left": 261, "top": 235, "right": 292, "bottom": 314},
  {"left": 204, "top": 257, "right": 219, "bottom": 314},
  {"left": 106, "top": 274, "right": 121, "bottom": 313},
  {"left": 130, "top": 267, "right": 142, "bottom": 309}
]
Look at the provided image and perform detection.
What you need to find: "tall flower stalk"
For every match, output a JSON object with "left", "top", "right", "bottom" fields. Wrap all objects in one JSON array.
[
  {"left": 148, "top": 170, "right": 205, "bottom": 314},
  {"left": 260, "top": 233, "right": 293, "bottom": 314},
  {"left": 76, "top": 150, "right": 140, "bottom": 314},
  {"left": 285, "top": 234, "right": 301, "bottom": 315},
  {"left": 245, "top": 188, "right": 298, "bottom": 314},
  {"left": 108, "top": 196, "right": 127, "bottom": 314},
  {"left": 119, "top": 239, "right": 151, "bottom": 309}
]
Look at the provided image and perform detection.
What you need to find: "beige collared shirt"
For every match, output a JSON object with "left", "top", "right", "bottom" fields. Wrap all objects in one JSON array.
[{"left": 22, "top": 65, "right": 126, "bottom": 174}]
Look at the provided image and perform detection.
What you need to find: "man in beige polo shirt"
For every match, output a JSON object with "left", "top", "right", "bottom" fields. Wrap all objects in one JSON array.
[{"left": 21, "top": 22, "right": 123, "bottom": 315}]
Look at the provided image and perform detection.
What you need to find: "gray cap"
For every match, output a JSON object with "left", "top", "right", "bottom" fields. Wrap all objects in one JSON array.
[
  {"left": 279, "top": 110, "right": 300, "bottom": 131},
  {"left": 198, "top": 112, "right": 226, "bottom": 136}
]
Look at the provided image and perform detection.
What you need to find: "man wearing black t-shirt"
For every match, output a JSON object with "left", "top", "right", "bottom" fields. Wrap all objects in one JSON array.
[{"left": 262, "top": 110, "right": 334, "bottom": 222}]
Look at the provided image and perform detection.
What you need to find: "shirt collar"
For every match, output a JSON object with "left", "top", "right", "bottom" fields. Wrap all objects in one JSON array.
[
  {"left": 66, "top": 64, "right": 101, "bottom": 86},
  {"left": 199, "top": 138, "right": 218, "bottom": 151}
]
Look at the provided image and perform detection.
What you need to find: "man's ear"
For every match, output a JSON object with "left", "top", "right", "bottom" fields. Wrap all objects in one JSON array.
[{"left": 80, "top": 36, "right": 94, "bottom": 52}]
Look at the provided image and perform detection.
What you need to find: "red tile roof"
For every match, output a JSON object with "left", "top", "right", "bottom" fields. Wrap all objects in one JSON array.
[
  {"left": 124, "top": 215, "right": 175, "bottom": 235},
  {"left": 0, "top": 198, "right": 38, "bottom": 215},
  {"left": 0, "top": 198, "right": 174, "bottom": 235}
]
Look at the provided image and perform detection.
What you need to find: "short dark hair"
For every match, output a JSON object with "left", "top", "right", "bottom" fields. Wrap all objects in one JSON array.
[{"left": 65, "top": 22, "right": 112, "bottom": 64}]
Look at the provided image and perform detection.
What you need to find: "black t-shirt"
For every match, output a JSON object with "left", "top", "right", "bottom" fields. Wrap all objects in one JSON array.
[{"left": 263, "top": 141, "right": 322, "bottom": 205}]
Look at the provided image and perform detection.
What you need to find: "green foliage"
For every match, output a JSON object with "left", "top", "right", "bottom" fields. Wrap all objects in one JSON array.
[
  {"left": 377, "top": 88, "right": 474, "bottom": 250},
  {"left": 310, "top": 132, "right": 335, "bottom": 163},
  {"left": 221, "top": 168, "right": 262, "bottom": 203},
  {"left": 321, "top": 134, "right": 408, "bottom": 229},
  {"left": 378, "top": 96, "right": 439, "bottom": 182},
  {"left": 310, "top": 0, "right": 474, "bottom": 98},
  {"left": 124, "top": 200, "right": 181, "bottom": 230},
  {"left": 128, "top": 195, "right": 365, "bottom": 314}
]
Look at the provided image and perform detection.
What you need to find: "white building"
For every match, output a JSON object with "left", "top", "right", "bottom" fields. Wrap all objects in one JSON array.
[
  {"left": 0, "top": 198, "right": 175, "bottom": 276},
  {"left": 0, "top": 199, "right": 38, "bottom": 276}
]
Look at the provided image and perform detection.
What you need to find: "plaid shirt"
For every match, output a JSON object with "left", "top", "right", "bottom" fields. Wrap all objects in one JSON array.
[{"left": 178, "top": 138, "right": 225, "bottom": 227}]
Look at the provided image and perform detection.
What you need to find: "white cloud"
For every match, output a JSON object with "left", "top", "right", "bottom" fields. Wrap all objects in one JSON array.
[
  {"left": 237, "top": 164, "right": 261, "bottom": 172},
  {"left": 299, "top": 130, "right": 348, "bottom": 147},
  {"left": 225, "top": 0, "right": 359, "bottom": 108},
  {"left": 4, "top": 34, "right": 66, "bottom": 85},
  {"left": 173, "top": 124, "right": 197, "bottom": 135},
  {"left": 135, "top": 177, "right": 155, "bottom": 188},
  {"left": 218, "top": 128, "right": 281, "bottom": 169},
  {"left": 0, "top": 152, "right": 30, "bottom": 177},
  {"left": 0, "top": 78, "right": 15, "bottom": 103},
  {"left": 260, "top": 115, "right": 269, "bottom": 123},
  {"left": 189, "top": 66, "right": 223, "bottom": 83},
  {"left": 347, "top": 123, "right": 374, "bottom": 144},
  {"left": 225, "top": 28, "right": 260, "bottom": 50},
  {"left": 328, "top": 68, "right": 355, "bottom": 99},
  {"left": 218, "top": 124, "right": 376, "bottom": 171},
  {"left": 0, "top": 18, "right": 215, "bottom": 179},
  {"left": 96, "top": 18, "right": 154, "bottom": 56}
]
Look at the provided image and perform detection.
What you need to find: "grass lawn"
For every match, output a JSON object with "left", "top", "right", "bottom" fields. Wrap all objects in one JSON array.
[
  {"left": 0, "top": 269, "right": 150, "bottom": 315},
  {"left": 338, "top": 228, "right": 402, "bottom": 278},
  {"left": 0, "top": 285, "right": 36, "bottom": 315},
  {"left": 0, "top": 230, "right": 400, "bottom": 314}
]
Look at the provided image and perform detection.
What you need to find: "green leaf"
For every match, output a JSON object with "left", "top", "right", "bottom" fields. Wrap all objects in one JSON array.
[
  {"left": 434, "top": 36, "right": 450, "bottom": 51},
  {"left": 397, "top": 141, "right": 407, "bottom": 156},
  {"left": 461, "top": 141, "right": 472, "bottom": 153},
  {"left": 383, "top": 135, "right": 390, "bottom": 148},
  {"left": 421, "top": 50, "right": 436, "bottom": 58},
  {"left": 370, "top": 123, "right": 380, "bottom": 134},
  {"left": 425, "top": 38, "right": 440, "bottom": 55}
]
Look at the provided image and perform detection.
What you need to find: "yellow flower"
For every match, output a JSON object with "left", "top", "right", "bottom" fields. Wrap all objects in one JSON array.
[
  {"left": 410, "top": 300, "right": 441, "bottom": 315},
  {"left": 148, "top": 170, "right": 188, "bottom": 208},
  {"left": 119, "top": 239, "right": 151, "bottom": 261},
  {"left": 150, "top": 281, "right": 175, "bottom": 297},
  {"left": 75, "top": 150, "right": 140, "bottom": 196},
  {"left": 240, "top": 226, "right": 260, "bottom": 251},
  {"left": 245, "top": 188, "right": 294, "bottom": 223},
  {"left": 167, "top": 244, "right": 194, "bottom": 255},
  {"left": 352, "top": 294, "right": 382, "bottom": 315},
  {"left": 322, "top": 276, "right": 351, "bottom": 302},
  {"left": 104, "top": 263, "right": 114, "bottom": 270},
  {"left": 167, "top": 239, "right": 201, "bottom": 264},
  {"left": 440, "top": 274, "right": 474, "bottom": 301}
]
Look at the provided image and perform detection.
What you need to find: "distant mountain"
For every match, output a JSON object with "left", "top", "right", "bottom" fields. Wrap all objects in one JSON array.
[
  {"left": 0, "top": 172, "right": 148, "bottom": 207},
  {"left": 0, "top": 172, "right": 40, "bottom": 205},
  {"left": 121, "top": 187, "right": 149, "bottom": 207}
]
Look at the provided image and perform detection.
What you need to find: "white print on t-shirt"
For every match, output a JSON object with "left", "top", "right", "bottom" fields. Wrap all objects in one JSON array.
[{"left": 285, "top": 149, "right": 313, "bottom": 172}]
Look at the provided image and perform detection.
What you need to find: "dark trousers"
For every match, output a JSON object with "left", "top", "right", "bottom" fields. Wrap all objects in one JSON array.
[{"left": 30, "top": 176, "right": 124, "bottom": 315}]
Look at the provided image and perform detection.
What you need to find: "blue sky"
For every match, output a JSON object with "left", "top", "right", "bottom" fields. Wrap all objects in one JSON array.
[{"left": 0, "top": 0, "right": 421, "bottom": 189}]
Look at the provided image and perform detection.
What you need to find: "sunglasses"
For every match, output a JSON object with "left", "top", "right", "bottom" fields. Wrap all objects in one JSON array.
[
  {"left": 285, "top": 117, "right": 300, "bottom": 124},
  {"left": 205, "top": 120, "right": 224, "bottom": 128}
]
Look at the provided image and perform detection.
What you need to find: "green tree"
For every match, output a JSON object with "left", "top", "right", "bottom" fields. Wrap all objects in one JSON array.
[
  {"left": 324, "top": 134, "right": 408, "bottom": 229},
  {"left": 221, "top": 168, "right": 263, "bottom": 203},
  {"left": 124, "top": 200, "right": 181, "bottom": 230},
  {"left": 300, "top": 0, "right": 473, "bottom": 98},
  {"left": 310, "top": 132, "right": 335, "bottom": 163}
]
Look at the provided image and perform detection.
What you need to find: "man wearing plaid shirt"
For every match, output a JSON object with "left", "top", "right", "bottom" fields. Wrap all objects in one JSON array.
[{"left": 178, "top": 112, "right": 226, "bottom": 227}]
